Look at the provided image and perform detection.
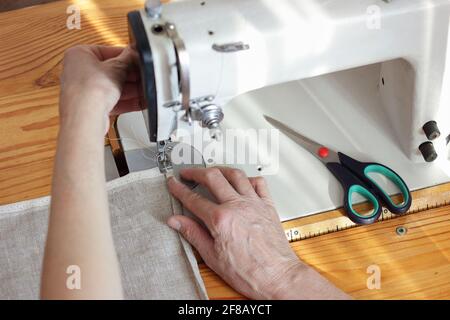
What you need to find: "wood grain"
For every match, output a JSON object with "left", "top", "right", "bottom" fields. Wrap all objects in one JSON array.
[
  {"left": 203, "top": 204, "right": 450, "bottom": 299},
  {"left": 1, "top": 0, "right": 449, "bottom": 300},
  {"left": 202, "top": 183, "right": 450, "bottom": 299},
  {"left": 0, "top": 87, "right": 59, "bottom": 203},
  {"left": 0, "top": 0, "right": 145, "bottom": 204}
]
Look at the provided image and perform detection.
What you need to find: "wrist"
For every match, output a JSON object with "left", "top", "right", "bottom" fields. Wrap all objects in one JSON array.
[
  {"left": 267, "top": 261, "right": 350, "bottom": 300},
  {"left": 60, "top": 84, "right": 112, "bottom": 117},
  {"left": 59, "top": 87, "right": 111, "bottom": 134},
  {"left": 265, "top": 260, "right": 308, "bottom": 300},
  {"left": 59, "top": 104, "right": 109, "bottom": 138}
]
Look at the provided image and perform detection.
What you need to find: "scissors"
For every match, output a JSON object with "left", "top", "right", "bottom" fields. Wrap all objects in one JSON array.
[{"left": 265, "top": 115, "right": 412, "bottom": 225}]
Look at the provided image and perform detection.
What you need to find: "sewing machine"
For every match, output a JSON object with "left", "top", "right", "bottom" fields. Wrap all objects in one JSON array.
[{"left": 116, "top": 0, "right": 450, "bottom": 221}]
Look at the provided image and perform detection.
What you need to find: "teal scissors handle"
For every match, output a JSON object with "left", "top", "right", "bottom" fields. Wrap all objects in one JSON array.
[
  {"left": 327, "top": 153, "right": 412, "bottom": 224},
  {"left": 326, "top": 161, "right": 382, "bottom": 225}
]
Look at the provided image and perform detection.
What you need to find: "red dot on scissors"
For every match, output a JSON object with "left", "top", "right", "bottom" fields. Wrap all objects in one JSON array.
[{"left": 318, "top": 147, "right": 329, "bottom": 158}]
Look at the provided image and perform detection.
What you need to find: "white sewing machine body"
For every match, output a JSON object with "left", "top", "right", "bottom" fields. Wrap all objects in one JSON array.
[{"left": 119, "top": 0, "right": 450, "bottom": 221}]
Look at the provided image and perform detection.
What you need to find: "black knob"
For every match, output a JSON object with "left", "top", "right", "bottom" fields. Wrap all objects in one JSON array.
[
  {"left": 419, "top": 141, "right": 438, "bottom": 162},
  {"left": 422, "top": 121, "right": 440, "bottom": 140}
]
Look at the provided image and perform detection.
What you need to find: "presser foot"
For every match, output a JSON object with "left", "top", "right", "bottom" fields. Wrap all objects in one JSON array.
[{"left": 157, "top": 140, "right": 206, "bottom": 189}]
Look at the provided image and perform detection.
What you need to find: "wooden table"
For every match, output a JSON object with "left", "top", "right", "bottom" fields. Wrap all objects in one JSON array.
[{"left": 1, "top": 0, "right": 449, "bottom": 299}]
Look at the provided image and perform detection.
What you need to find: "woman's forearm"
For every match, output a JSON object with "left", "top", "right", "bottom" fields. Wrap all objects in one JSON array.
[
  {"left": 41, "top": 100, "right": 123, "bottom": 299},
  {"left": 40, "top": 45, "right": 139, "bottom": 299}
]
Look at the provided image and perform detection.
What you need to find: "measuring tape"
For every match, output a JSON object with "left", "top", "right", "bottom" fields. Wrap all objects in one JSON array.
[{"left": 284, "top": 188, "right": 450, "bottom": 242}]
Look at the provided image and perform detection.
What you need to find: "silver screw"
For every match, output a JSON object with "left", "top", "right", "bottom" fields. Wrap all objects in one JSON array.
[
  {"left": 200, "top": 104, "right": 224, "bottom": 129},
  {"left": 396, "top": 226, "right": 407, "bottom": 236},
  {"left": 145, "top": 0, "right": 162, "bottom": 19}
]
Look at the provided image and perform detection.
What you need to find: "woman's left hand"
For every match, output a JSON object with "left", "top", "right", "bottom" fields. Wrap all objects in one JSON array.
[{"left": 59, "top": 45, "right": 142, "bottom": 133}]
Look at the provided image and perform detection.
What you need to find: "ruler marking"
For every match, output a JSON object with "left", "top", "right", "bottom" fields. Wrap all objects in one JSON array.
[{"left": 284, "top": 194, "right": 450, "bottom": 242}]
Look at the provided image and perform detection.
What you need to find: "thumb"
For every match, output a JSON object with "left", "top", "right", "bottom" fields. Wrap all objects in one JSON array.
[
  {"left": 101, "top": 47, "right": 134, "bottom": 106},
  {"left": 104, "top": 47, "right": 133, "bottom": 80},
  {"left": 167, "top": 215, "right": 214, "bottom": 257},
  {"left": 112, "top": 46, "right": 134, "bottom": 66}
]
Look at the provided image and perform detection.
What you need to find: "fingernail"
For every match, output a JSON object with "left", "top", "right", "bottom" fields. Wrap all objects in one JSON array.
[
  {"left": 167, "top": 176, "right": 179, "bottom": 185},
  {"left": 167, "top": 216, "right": 181, "bottom": 231}
]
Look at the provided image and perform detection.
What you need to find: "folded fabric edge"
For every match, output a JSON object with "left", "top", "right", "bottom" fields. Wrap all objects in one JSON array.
[
  {"left": 0, "top": 168, "right": 163, "bottom": 216},
  {"left": 167, "top": 180, "right": 209, "bottom": 300}
]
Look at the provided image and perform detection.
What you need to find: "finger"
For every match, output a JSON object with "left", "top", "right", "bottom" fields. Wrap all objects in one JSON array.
[
  {"left": 110, "top": 97, "right": 141, "bottom": 115},
  {"left": 167, "top": 177, "right": 218, "bottom": 228},
  {"left": 101, "top": 51, "right": 134, "bottom": 89},
  {"left": 179, "top": 167, "right": 239, "bottom": 203},
  {"left": 249, "top": 176, "right": 272, "bottom": 199},
  {"left": 102, "top": 47, "right": 134, "bottom": 76},
  {"left": 167, "top": 215, "right": 214, "bottom": 257},
  {"left": 93, "top": 45, "right": 126, "bottom": 60},
  {"left": 216, "top": 167, "right": 256, "bottom": 196},
  {"left": 111, "top": 46, "right": 134, "bottom": 66}
]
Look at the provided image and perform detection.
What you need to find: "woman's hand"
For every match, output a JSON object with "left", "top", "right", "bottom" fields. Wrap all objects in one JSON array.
[
  {"left": 167, "top": 167, "right": 350, "bottom": 300},
  {"left": 59, "top": 45, "right": 142, "bottom": 133}
]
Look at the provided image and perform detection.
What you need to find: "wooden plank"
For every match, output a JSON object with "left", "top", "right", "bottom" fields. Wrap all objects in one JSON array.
[
  {"left": 0, "top": 0, "right": 449, "bottom": 300},
  {"left": 282, "top": 182, "right": 450, "bottom": 241},
  {"left": 201, "top": 183, "right": 450, "bottom": 299},
  {"left": 0, "top": 0, "right": 143, "bottom": 96},
  {"left": 202, "top": 203, "right": 450, "bottom": 300},
  {"left": 0, "top": 87, "right": 59, "bottom": 203},
  {"left": 0, "top": 0, "right": 144, "bottom": 204}
]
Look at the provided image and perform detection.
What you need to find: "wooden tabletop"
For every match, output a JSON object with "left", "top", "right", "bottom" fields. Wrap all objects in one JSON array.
[
  {"left": 1, "top": 0, "right": 449, "bottom": 299},
  {"left": 0, "top": 0, "right": 131, "bottom": 204}
]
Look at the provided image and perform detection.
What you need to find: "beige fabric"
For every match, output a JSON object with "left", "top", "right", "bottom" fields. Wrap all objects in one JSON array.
[{"left": 0, "top": 168, "right": 208, "bottom": 300}]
